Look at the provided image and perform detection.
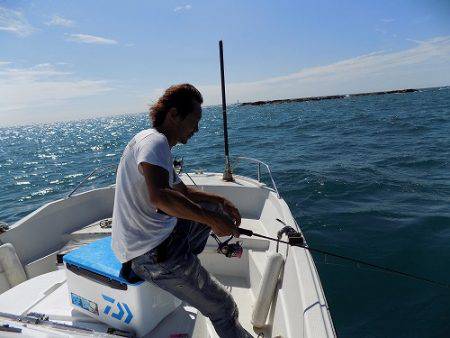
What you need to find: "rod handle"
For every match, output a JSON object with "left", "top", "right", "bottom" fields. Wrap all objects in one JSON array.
[{"left": 237, "top": 228, "right": 253, "bottom": 237}]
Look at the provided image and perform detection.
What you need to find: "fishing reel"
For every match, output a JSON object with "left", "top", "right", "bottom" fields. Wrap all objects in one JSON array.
[
  {"left": 211, "top": 234, "right": 243, "bottom": 258},
  {"left": 218, "top": 241, "right": 243, "bottom": 258},
  {"left": 0, "top": 221, "right": 9, "bottom": 234}
]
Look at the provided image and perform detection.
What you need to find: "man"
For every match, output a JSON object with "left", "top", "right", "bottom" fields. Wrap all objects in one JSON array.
[{"left": 111, "top": 84, "right": 252, "bottom": 337}]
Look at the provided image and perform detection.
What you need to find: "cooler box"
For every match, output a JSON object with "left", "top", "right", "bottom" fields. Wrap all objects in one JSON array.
[{"left": 63, "top": 236, "right": 181, "bottom": 337}]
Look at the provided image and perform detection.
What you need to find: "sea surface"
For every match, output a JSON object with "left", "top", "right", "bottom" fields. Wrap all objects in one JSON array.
[{"left": 1, "top": 87, "right": 450, "bottom": 337}]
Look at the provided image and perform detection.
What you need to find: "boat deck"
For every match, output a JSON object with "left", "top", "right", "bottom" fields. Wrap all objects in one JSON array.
[
  {"left": 0, "top": 218, "right": 272, "bottom": 337},
  {"left": 0, "top": 174, "right": 335, "bottom": 337}
]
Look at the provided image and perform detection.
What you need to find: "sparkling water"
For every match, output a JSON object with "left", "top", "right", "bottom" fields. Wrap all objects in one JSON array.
[{"left": 1, "top": 87, "right": 449, "bottom": 336}]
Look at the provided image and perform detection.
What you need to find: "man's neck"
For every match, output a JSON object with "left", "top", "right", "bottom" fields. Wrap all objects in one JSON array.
[{"left": 155, "top": 125, "right": 177, "bottom": 148}]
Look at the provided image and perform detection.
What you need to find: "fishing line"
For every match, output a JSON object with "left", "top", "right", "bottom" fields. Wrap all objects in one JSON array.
[
  {"left": 181, "top": 165, "right": 448, "bottom": 288},
  {"left": 237, "top": 225, "right": 450, "bottom": 289}
]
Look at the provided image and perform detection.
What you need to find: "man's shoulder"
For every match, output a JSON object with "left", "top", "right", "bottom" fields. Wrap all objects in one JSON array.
[
  {"left": 132, "top": 129, "right": 171, "bottom": 162},
  {"left": 134, "top": 129, "right": 167, "bottom": 146}
]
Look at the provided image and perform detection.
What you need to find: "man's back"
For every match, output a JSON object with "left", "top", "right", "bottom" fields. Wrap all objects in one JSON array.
[{"left": 111, "top": 128, "right": 179, "bottom": 263}]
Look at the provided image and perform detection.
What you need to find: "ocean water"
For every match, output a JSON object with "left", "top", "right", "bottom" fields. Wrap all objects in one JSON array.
[{"left": 1, "top": 87, "right": 450, "bottom": 337}]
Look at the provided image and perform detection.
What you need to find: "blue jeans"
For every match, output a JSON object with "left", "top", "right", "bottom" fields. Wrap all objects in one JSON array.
[{"left": 131, "top": 204, "right": 253, "bottom": 338}]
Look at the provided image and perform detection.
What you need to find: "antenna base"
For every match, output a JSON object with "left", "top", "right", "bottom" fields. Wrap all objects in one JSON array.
[{"left": 222, "top": 156, "right": 234, "bottom": 182}]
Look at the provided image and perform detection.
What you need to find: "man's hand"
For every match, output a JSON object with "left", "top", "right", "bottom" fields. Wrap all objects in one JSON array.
[
  {"left": 222, "top": 199, "right": 242, "bottom": 227},
  {"left": 204, "top": 209, "right": 240, "bottom": 237}
]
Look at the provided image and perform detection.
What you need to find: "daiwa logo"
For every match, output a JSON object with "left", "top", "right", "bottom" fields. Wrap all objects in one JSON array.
[{"left": 102, "top": 294, "right": 133, "bottom": 324}]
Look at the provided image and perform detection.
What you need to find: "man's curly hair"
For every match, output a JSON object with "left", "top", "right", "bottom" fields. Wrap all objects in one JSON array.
[{"left": 150, "top": 84, "right": 203, "bottom": 127}]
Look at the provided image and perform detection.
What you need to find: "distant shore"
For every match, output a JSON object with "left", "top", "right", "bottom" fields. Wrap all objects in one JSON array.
[{"left": 241, "top": 88, "right": 418, "bottom": 106}]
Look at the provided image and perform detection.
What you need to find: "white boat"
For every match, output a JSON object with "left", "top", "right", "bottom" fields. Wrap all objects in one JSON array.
[{"left": 0, "top": 158, "right": 335, "bottom": 337}]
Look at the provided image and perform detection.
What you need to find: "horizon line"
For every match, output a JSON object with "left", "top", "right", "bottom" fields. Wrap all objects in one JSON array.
[{"left": 1, "top": 84, "right": 448, "bottom": 129}]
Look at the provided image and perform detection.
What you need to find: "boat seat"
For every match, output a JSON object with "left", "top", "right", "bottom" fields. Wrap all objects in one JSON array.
[
  {"left": 63, "top": 236, "right": 143, "bottom": 288},
  {"left": 57, "top": 218, "right": 112, "bottom": 263},
  {"left": 63, "top": 236, "right": 181, "bottom": 337},
  {"left": 0, "top": 243, "right": 27, "bottom": 294}
]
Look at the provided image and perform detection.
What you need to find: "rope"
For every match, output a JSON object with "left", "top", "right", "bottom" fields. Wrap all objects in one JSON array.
[{"left": 99, "top": 219, "right": 112, "bottom": 229}]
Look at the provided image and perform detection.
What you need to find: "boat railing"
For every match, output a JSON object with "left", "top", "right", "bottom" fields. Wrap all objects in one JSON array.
[
  {"left": 66, "top": 164, "right": 117, "bottom": 198},
  {"left": 234, "top": 156, "right": 280, "bottom": 198},
  {"left": 66, "top": 157, "right": 280, "bottom": 199}
]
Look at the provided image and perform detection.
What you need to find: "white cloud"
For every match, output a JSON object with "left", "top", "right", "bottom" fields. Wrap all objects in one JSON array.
[
  {"left": 381, "top": 18, "right": 395, "bottom": 23},
  {"left": 46, "top": 15, "right": 74, "bottom": 27},
  {"left": 0, "top": 62, "right": 113, "bottom": 113},
  {"left": 2, "top": 36, "right": 449, "bottom": 125},
  {"left": 196, "top": 36, "right": 450, "bottom": 104},
  {"left": 66, "top": 33, "right": 118, "bottom": 45},
  {"left": 406, "top": 38, "right": 424, "bottom": 44},
  {"left": 174, "top": 4, "right": 192, "bottom": 12},
  {"left": 0, "top": 63, "right": 71, "bottom": 81},
  {"left": 0, "top": 6, "right": 34, "bottom": 37}
]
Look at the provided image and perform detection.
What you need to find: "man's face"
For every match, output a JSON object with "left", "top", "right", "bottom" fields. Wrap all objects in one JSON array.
[{"left": 177, "top": 101, "right": 202, "bottom": 144}]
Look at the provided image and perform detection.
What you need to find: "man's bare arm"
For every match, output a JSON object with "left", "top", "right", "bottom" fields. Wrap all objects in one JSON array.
[
  {"left": 140, "top": 163, "right": 239, "bottom": 236},
  {"left": 173, "top": 180, "right": 241, "bottom": 226}
]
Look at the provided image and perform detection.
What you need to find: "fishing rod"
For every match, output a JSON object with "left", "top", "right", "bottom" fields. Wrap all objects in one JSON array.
[{"left": 236, "top": 220, "right": 450, "bottom": 290}]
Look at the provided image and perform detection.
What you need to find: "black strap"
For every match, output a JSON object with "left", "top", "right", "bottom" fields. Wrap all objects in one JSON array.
[{"left": 120, "top": 261, "right": 143, "bottom": 283}]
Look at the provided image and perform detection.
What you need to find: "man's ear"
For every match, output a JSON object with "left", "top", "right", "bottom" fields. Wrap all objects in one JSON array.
[{"left": 167, "top": 107, "right": 178, "bottom": 122}]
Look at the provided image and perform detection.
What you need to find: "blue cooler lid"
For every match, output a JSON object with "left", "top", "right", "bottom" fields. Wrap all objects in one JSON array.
[{"left": 63, "top": 236, "right": 142, "bottom": 287}]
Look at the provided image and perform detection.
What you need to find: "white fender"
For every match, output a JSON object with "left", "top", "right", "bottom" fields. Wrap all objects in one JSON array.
[
  {"left": 252, "top": 252, "right": 284, "bottom": 328},
  {"left": 0, "top": 243, "right": 27, "bottom": 289}
]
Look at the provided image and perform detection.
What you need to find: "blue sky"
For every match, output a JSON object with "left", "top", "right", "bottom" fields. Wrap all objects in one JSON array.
[{"left": 1, "top": 0, "right": 450, "bottom": 125}]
